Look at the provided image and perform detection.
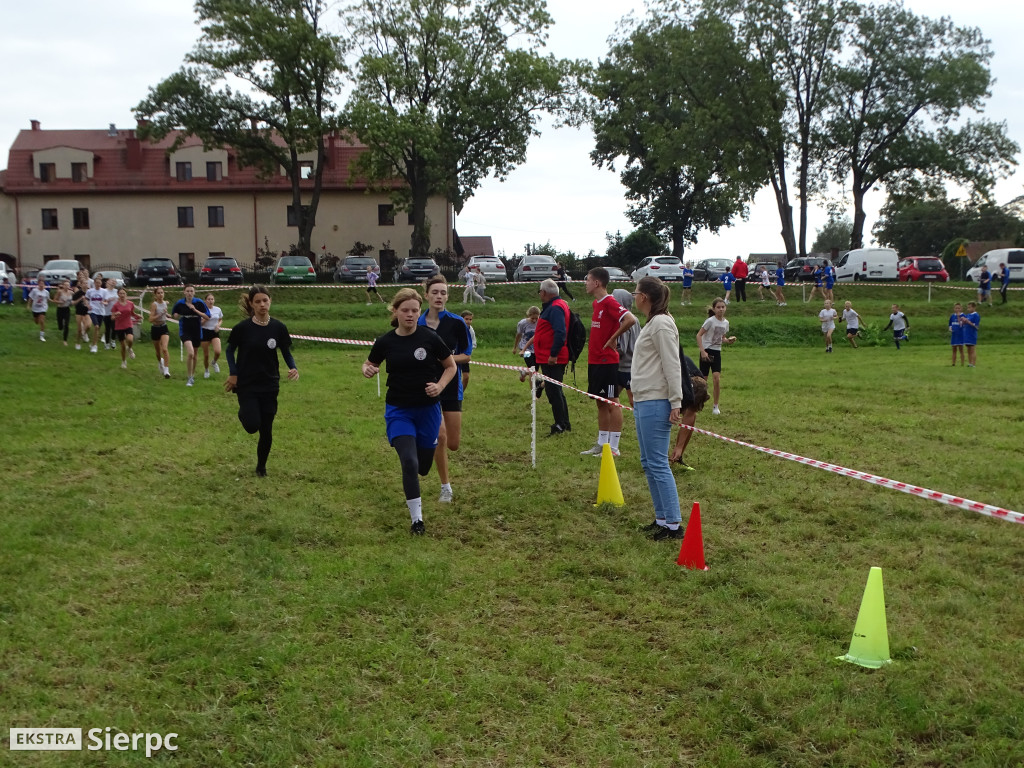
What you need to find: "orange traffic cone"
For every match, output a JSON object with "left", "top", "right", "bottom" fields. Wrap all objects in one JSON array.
[{"left": 677, "top": 502, "right": 709, "bottom": 570}]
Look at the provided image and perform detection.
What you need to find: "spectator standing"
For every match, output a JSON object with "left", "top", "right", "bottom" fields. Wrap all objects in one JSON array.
[
  {"left": 949, "top": 302, "right": 965, "bottom": 366},
  {"left": 961, "top": 302, "right": 980, "bottom": 367},
  {"left": 731, "top": 256, "right": 748, "bottom": 302},
  {"left": 997, "top": 263, "right": 1010, "bottom": 304},
  {"left": 580, "top": 268, "right": 636, "bottom": 457},
  {"left": 977, "top": 268, "right": 992, "bottom": 305},
  {"left": 460, "top": 310, "right": 476, "bottom": 393},
  {"left": 669, "top": 355, "right": 710, "bottom": 472},
  {"left": 534, "top": 279, "right": 572, "bottom": 436},
  {"left": 681, "top": 264, "right": 694, "bottom": 305},
  {"left": 1, "top": 277, "right": 13, "bottom": 304},
  {"left": 612, "top": 288, "right": 640, "bottom": 409}
]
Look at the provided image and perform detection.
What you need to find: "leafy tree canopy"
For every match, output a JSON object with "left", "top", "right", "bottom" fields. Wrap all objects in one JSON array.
[
  {"left": 344, "top": 0, "right": 588, "bottom": 258},
  {"left": 135, "top": 0, "right": 346, "bottom": 257},
  {"left": 811, "top": 213, "right": 853, "bottom": 253}
]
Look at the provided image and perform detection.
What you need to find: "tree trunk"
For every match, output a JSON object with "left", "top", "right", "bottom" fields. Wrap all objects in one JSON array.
[
  {"left": 850, "top": 170, "right": 867, "bottom": 250},
  {"left": 408, "top": 155, "right": 431, "bottom": 258},
  {"left": 769, "top": 156, "right": 798, "bottom": 260}
]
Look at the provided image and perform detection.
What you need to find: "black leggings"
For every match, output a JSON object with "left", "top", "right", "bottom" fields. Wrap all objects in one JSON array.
[
  {"left": 237, "top": 391, "right": 278, "bottom": 471},
  {"left": 103, "top": 316, "right": 114, "bottom": 345},
  {"left": 391, "top": 435, "right": 436, "bottom": 500},
  {"left": 56, "top": 306, "right": 71, "bottom": 342}
]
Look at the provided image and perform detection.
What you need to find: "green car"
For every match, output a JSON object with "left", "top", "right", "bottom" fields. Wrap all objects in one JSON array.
[{"left": 271, "top": 255, "right": 318, "bottom": 284}]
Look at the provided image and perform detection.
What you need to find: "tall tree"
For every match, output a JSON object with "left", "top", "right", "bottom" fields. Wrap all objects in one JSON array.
[
  {"left": 344, "top": 0, "right": 586, "bottom": 258},
  {"left": 810, "top": 212, "right": 853, "bottom": 253},
  {"left": 819, "top": 2, "right": 1018, "bottom": 249},
  {"left": 720, "top": 0, "right": 851, "bottom": 259},
  {"left": 135, "top": 0, "right": 346, "bottom": 258},
  {"left": 589, "top": 12, "right": 777, "bottom": 258}
]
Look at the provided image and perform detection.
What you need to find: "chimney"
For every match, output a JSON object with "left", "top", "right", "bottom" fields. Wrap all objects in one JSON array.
[
  {"left": 30, "top": 120, "right": 40, "bottom": 131},
  {"left": 108, "top": 123, "right": 117, "bottom": 137}
]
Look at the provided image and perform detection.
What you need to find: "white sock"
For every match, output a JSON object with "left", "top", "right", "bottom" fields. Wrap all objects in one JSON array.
[
  {"left": 406, "top": 497, "right": 423, "bottom": 524},
  {"left": 609, "top": 431, "right": 621, "bottom": 451},
  {"left": 598, "top": 430, "right": 610, "bottom": 446},
  {"left": 667, "top": 523, "right": 680, "bottom": 530}
]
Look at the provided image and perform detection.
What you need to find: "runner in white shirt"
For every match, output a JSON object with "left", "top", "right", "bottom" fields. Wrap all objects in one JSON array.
[
  {"left": 841, "top": 301, "right": 861, "bottom": 349},
  {"left": 101, "top": 279, "right": 119, "bottom": 349},
  {"left": 28, "top": 278, "right": 51, "bottom": 341},
  {"left": 696, "top": 298, "right": 737, "bottom": 415},
  {"left": 818, "top": 299, "right": 839, "bottom": 353},
  {"left": 201, "top": 293, "right": 225, "bottom": 378},
  {"left": 86, "top": 276, "right": 106, "bottom": 353}
]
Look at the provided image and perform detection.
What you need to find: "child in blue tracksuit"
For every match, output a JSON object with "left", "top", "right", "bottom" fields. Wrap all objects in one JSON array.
[
  {"left": 681, "top": 266, "right": 694, "bottom": 305},
  {"left": 0, "top": 277, "right": 13, "bottom": 304},
  {"left": 949, "top": 302, "right": 965, "bottom": 366},
  {"left": 774, "top": 264, "right": 787, "bottom": 306},
  {"left": 962, "top": 302, "right": 980, "bottom": 367},
  {"left": 824, "top": 265, "right": 836, "bottom": 301},
  {"left": 718, "top": 270, "right": 734, "bottom": 304}
]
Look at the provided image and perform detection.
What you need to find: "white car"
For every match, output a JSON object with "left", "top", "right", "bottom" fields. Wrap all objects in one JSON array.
[
  {"left": 967, "top": 248, "right": 1024, "bottom": 283},
  {"left": 513, "top": 254, "right": 559, "bottom": 281},
  {"left": 460, "top": 255, "right": 508, "bottom": 282},
  {"left": 39, "top": 259, "right": 84, "bottom": 286},
  {"left": 631, "top": 255, "right": 686, "bottom": 282},
  {"left": 92, "top": 270, "right": 128, "bottom": 289}
]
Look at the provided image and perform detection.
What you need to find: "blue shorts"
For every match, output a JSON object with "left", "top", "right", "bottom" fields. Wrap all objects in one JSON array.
[{"left": 385, "top": 403, "right": 442, "bottom": 450}]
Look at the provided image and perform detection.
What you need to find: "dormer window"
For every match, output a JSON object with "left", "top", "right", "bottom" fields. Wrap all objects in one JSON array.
[
  {"left": 39, "top": 163, "right": 55, "bottom": 182},
  {"left": 176, "top": 162, "right": 192, "bottom": 181},
  {"left": 72, "top": 163, "right": 88, "bottom": 182}
]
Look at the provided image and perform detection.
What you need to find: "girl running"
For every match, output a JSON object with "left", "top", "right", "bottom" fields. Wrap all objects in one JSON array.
[
  {"left": 201, "top": 293, "right": 224, "bottom": 378},
  {"left": 363, "top": 288, "right": 457, "bottom": 535},
  {"left": 54, "top": 279, "right": 74, "bottom": 346},
  {"left": 418, "top": 275, "right": 473, "bottom": 504},
  {"left": 86, "top": 276, "right": 106, "bottom": 353},
  {"left": 101, "top": 278, "right": 118, "bottom": 349},
  {"left": 774, "top": 262, "right": 787, "bottom": 306},
  {"left": 224, "top": 286, "right": 299, "bottom": 477},
  {"left": 696, "top": 298, "right": 737, "bottom": 415},
  {"left": 72, "top": 278, "right": 91, "bottom": 349},
  {"left": 818, "top": 299, "right": 838, "bottom": 353},
  {"left": 842, "top": 301, "right": 861, "bottom": 349},
  {"left": 172, "top": 285, "right": 210, "bottom": 387},
  {"left": 149, "top": 287, "right": 173, "bottom": 378},
  {"left": 111, "top": 288, "right": 141, "bottom": 368},
  {"left": 28, "top": 277, "right": 50, "bottom": 341}
]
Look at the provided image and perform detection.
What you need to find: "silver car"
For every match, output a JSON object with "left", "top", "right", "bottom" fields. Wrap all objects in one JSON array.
[
  {"left": 460, "top": 255, "right": 508, "bottom": 282},
  {"left": 631, "top": 255, "right": 686, "bottom": 282},
  {"left": 513, "top": 254, "right": 559, "bottom": 281},
  {"left": 93, "top": 270, "right": 128, "bottom": 289}
]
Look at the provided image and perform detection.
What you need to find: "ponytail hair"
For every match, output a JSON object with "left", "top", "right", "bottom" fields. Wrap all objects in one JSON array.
[{"left": 636, "top": 276, "right": 670, "bottom": 318}]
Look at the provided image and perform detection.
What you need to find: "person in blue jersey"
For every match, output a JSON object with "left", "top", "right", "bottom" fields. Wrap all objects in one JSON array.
[
  {"left": 224, "top": 285, "right": 298, "bottom": 477},
  {"left": 997, "top": 262, "right": 1010, "bottom": 304},
  {"left": 418, "top": 275, "right": 473, "bottom": 504},
  {"left": 949, "top": 302, "right": 965, "bottom": 366},
  {"left": 824, "top": 264, "right": 836, "bottom": 302},
  {"left": 774, "top": 262, "right": 787, "bottom": 306},
  {"left": 961, "top": 302, "right": 980, "bottom": 367},
  {"left": 806, "top": 265, "right": 824, "bottom": 304},
  {"left": 977, "top": 268, "right": 992, "bottom": 305},
  {"left": 717, "top": 269, "right": 734, "bottom": 304},
  {"left": 363, "top": 287, "right": 457, "bottom": 535},
  {"left": 681, "top": 264, "right": 694, "bottom": 305},
  {"left": 172, "top": 284, "right": 211, "bottom": 387}
]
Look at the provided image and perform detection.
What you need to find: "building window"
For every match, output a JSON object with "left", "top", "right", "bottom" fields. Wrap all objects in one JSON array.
[
  {"left": 177, "top": 207, "right": 194, "bottom": 228},
  {"left": 299, "top": 161, "right": 314, "bottom": 180},
  {"left": 71, "top": 163, "right": 88, "bottom": 182},
  {"left": 39, "top": 163, "right": 55, "bottom": 182},
  {"left": 208, "top": 206, "right": 225, "bottom": 227},
  {"left": 206, "top": 161, "right": 223, "bottom": 181},
  {"left": 378, "top": 204, "right": 395, "bottom": 226},
  {"left": 42, "top": 209, "right": 58, "bottom": 230},
  {"left": 287, "top": 205, "right": 314, "bottom": 227},
  {"left": 73, "top": 208, "right": 90, "bottom": 229},
  {"left": 179, "top": 253, "right": 195, "bottom": 271},
  {"left": 175, "top": 162, "right": 192, "bottom": 181}
]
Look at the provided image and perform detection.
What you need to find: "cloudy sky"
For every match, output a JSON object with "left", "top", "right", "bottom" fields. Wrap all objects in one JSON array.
[{"left": 2, "top": 0, "right": 1021, "bottom": 262}]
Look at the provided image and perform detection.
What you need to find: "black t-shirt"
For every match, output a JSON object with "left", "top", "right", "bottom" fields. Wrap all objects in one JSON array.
[
  {"left": 226, "top": 317, "right": 293, "bottom": 394},
  {"left": 419, "top": 311, "right": 471, "bottom": 402},
  {"left": 72, "top": 288, "right": 88, "bottom": 314},
  {"left": 173, "top": 298, "right": 209, "bottom": 333},
  {"left": 367, "top": 326, "right": 452, "bottom": 408}
]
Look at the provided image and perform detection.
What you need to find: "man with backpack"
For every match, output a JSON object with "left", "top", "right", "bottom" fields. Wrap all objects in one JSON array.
[
  {"left": 580, "top": 267, "right": 636, "bottom": 457},
  {"left": 534, "top": 279, "right": 573, "bottom": 436}
]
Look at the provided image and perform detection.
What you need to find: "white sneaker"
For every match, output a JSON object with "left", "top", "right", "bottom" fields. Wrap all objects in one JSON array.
[
  {"left": 90, "top": 345, "right": 97, "bottom": 353},
  {"left": 121, "top": 361, "right": 127, "bottom": 369},
  {"left": 213, "top": 362, "right": 220, "bottom": 373},
  {"left": 203, "top": 369, "right": 211, "bottom": 379},
  {"left": 580, "top": 444, "right": 604, "bottom": 456},
  {"left": 75, "top": 344, "right": 81, "bottom": 350},
  {"left": 129, "top": 349, "right": 135, "bottom": 359},
  {"left": 163, "top": 366, "right": 171, "bottom": 380},
  {"left": 439, "top": 487, "right": 453, "bottom": 503},
  {"left": 712, "top": 405, "right": 721, "bottom": 415},
  {"left": 186, "top": 376, "right": 194, "bottom": 387},
  {"left": 40, "top": 333, "right": 45, "bottom": 341}
]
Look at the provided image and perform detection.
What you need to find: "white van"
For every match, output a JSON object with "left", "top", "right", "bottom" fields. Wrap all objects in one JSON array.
[
  {"left": 966, "top": 248, "right": 1024, "bottom": 283},
  {"left": 834, "top": 247, "right": 900, "bottom": 281}
]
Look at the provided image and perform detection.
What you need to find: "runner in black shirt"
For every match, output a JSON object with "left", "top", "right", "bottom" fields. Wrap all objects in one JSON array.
[
  {"left": 172, "top": 284, "right": 210, "bottom": 387},
  {"left": 363, "top": 287, "right": 456, "bottom": 535},
  {"left": 225, "top": 285, "right": 298, "bottom": 477}
]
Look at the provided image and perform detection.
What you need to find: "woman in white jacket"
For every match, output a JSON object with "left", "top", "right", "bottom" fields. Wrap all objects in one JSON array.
[{"left": 630, "top": 276, "right": 686, "bottom": 540}]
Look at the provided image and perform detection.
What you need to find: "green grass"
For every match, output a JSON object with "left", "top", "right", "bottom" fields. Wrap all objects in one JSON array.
[{"left": 1, "top": 281, "right": 1022, "bottom": 767}]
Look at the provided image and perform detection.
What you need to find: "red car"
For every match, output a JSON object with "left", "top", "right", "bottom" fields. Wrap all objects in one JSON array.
[{"left": 898, "top": 257, "right": 948, "bottom": 282}]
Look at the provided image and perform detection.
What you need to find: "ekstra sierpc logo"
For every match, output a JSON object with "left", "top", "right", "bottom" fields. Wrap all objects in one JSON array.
[{"left": 9, "top": 727, "right": 178, "bottom": 757}]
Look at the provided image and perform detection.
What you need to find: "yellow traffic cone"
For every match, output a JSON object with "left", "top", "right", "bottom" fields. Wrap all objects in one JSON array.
[
  {"left": 837, "top": 566, "right": 892, "bottom": 669},
  {"left": 594, "top": 443, "right": 625, "bottom": 507}
]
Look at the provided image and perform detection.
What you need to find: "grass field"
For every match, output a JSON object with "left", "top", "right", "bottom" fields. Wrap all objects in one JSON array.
[{"left": 1, "top": 279, "right": 1022, "bottom": 767}]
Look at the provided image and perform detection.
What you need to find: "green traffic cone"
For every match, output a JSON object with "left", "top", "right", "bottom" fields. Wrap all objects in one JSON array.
[{"left": 837, "top": 566, "right": 892, "bottom": 669}]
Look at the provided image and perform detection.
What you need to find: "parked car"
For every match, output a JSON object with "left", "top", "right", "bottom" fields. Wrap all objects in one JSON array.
[
  {"left": 513, "top": 254, "right": 559, "bottom": 282},
  {"left": 459, "top": 255, "right": 508, "bottom": 282},
  {"left": 605, "top": 266, "right": 630, "bottom": 281},
  {"left": 898, "top": 257, "right": 948, "bottom": 282},
  {"left": 92, "top": 270, "right": 128, "bottom": 289},
  {"left": 967, "top": 248, "right": 1024, "bottom": 283},
  {"left": 691, "top": 258, "right": 732, "bottom": 282},
  {"left": 271, "top": 254, "right": 317, "bottom": 284},
  {"left": 394, "top": 257, "right": 441, "bottom": 283},
  {"left": 39, "top": 259, "right": 84, "bottom": 286},
  {"left": 0, "top": 261, "right": 17, "bottom": 288},
  {"left": 631, "top": 255, "right": 686, "bottom": 282},
  {"left": 784, "top": 256, "right": 832, "bottom": 283},
  {"left": 135, "top": 258, "right": 181, "bottom": 287},
  {"left": 199, "top": 257, "right": 244, "bottom": 285},
  {"left": 833, "top": 248, "right": 897, "bottom": 282},
  {"left": 335, "top": 256, "right": 380, "bottom": 283}
]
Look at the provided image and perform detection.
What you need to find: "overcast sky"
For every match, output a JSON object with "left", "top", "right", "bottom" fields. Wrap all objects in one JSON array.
[{"left": 2, "top": 0, "right": 1021, "bottom": 262}]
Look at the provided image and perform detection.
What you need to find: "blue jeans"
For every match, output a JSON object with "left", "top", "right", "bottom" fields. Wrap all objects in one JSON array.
[{"left": 634, "top": 399, "right": 682, "bottom": 524}]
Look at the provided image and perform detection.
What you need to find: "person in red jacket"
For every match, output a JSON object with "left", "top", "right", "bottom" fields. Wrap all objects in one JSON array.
[
  {"left": 731, "top": 256, "right": 749, "bottom": 302},
  {"left": 534, "top": 279, "right": 572, "bottom": 435}
]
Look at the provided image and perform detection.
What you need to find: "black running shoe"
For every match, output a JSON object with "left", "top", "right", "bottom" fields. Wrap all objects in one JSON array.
[
  {"left": 255, "top": 466, "right": 267, "bottom": 477},
  {"left": 652, "top": 525, "right": 685, "bottom": 540},
  {"left": 640, "top": 520, "right": 663, "bottom": 533},
  {"left": 411, "top": 520, "right": 425, "bottom": 535}
]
